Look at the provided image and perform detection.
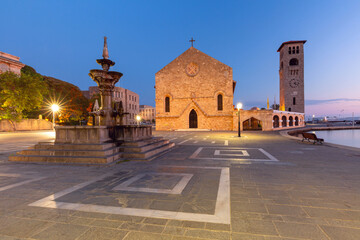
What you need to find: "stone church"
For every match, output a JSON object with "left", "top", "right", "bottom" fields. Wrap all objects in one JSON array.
[
  {"left": 155, "top": 42, "right": 306, "bottom": 131},
  {"left": 155, "top": 47, "right": 236, "bottom": 131}
]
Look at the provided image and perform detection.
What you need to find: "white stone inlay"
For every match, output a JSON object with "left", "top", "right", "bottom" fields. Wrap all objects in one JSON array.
[
  {"left": 178, "top": 138, "right": 192, "bottom": 145},
  {"left": 189, "top": 147, "right": 279, "bottom": 162},
  {"left": 29, "top": 166, "right": 230, "bottom": 224},
  {"left": 0, "top": 173, "right": 45, "bottom": 192},
  {"left": 214, "top": 149, "right": 249, "bottom": 157},
  {"left": 112, "top": 172, "right": 193, "bottom": 194}
]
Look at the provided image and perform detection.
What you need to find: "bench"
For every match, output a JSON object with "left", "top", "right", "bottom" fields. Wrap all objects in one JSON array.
[{"left": 301, "top": 132, "right": 324, "bottom": 144}]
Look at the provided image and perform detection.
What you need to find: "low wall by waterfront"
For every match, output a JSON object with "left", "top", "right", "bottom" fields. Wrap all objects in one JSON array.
[
  {"left": 287, "top": 126, "right": 360, "bottom": 137},
  {"left": 0, "top": 119, "right": 53, "bottom": 132}
]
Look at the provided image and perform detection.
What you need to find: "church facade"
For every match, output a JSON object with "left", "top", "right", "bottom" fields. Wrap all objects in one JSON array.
[
  {"left": 155, "top": 47, "right": 236, "bottom": 131},
  {"left": 155, "top": 43, "right": 305, "bottom": 131}
]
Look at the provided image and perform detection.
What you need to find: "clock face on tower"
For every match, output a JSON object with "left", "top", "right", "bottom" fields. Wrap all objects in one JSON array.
[{"left": 289, "top": 79, "right": 300, "bottom": 88}]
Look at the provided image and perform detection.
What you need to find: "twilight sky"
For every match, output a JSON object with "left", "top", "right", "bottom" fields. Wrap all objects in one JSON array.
[{"left": 1, "top": 0, "right": 360, "bottom": 117}]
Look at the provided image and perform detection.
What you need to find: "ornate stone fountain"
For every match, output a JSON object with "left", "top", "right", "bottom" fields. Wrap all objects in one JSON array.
[
  {"left": 9, "top": 37, "right": 174, "bottom": 164},
  {"left": 89, "top": 37, "right": 123, "bottom": 126}
]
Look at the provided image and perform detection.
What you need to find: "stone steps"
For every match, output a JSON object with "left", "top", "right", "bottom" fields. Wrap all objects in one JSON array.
[
  {"left": 122, "top": 142, "right": 175, "bottom": 160},
  {"left": 9, "top": 151, "right": 122, "bottom": 164},
  {"left": 8, "top": 137, "right": 174, "bottom": 164},
  {"left": 33, "top": 142, "right": 117, "bottom": 150},
  {"left": 119, "top": 139, "right": 169, "bottom": 153},
  {"left": 19, "top": 147, "right": 119, "bottom": 157},
  {"left": 121, "top": 137, "right": 164, "bottom": 147}
]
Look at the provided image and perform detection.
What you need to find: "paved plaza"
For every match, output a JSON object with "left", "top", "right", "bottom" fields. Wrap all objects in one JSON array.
[{"left": 0, "top": 130, "right": 359, "bottom": 239}]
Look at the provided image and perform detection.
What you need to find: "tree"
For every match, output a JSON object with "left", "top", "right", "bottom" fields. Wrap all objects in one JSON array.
[
  {"left": 0, "top": 70, "right": 47, "bottom": 121},
  {"left": 271, "top": 104, "right": 280, "bottom": 110},
  {"left": 0, "top": 65, "right": 89, "bottom": 125},
  {"left": 42, "top": 76, "right": 89, "bottom": 124}
]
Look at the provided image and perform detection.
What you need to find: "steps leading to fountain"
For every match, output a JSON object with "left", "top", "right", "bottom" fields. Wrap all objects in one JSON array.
[
  {"left": 9, "top": 137, "right": 175, "bottom": 164},
  {"left": 120, "top": 138, "right": 175, "bottom": 160}
]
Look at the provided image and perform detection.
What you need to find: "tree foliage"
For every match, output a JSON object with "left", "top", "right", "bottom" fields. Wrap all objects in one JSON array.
[
  {"left": 0, "top": 65, "right": 90, "bottom": 124},
  {"left": 42, "top": 76, "right": 89, "bottom": 123},
  {"left": 0, "top": 69, "right": 47, "bottom": 120}
]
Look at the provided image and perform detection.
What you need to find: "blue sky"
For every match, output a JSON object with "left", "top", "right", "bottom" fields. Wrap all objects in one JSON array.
[{"left": 1, "top": 0, "right": 360, "bottom": 117}]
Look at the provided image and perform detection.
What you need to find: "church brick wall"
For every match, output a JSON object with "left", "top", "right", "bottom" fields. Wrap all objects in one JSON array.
[{"left": 155, "top": 47, "right": 235, "bottom": 131}]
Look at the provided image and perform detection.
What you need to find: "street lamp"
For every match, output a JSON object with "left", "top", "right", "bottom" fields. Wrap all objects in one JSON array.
[
  {"left": 236, "top": 102, "right": 243, "bottom": 137},
  {"left": 51, "top": 104, "right": 59, "bottom": 130},
  {"left": 312, "top": 114, "right": 315, "bottom": 124},
  {"left": 136, "top": 115, "right": 141, "bottom": 126}
]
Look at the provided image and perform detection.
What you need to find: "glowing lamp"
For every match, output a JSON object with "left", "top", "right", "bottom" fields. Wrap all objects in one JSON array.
[
  {"left": 236, "top": 103, "right": 243, "bottom": 110},
  {"left": 51, "top": 104, "right": 59, "bottom": 112}
]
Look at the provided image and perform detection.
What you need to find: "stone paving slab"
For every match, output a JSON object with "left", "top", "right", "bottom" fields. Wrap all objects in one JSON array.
[{"left": 0, "top": 131, "right": 359, "bottom": 239}]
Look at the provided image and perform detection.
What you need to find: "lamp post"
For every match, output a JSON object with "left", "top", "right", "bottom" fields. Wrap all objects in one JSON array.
[
  {"left": 236, "top": 102, "right": 242, "bottom": 137},
  {"left": 51, "top": 104, "right": 59, "bottom": 130},
  {"left": 136, "top": 115, "right": 141, "bottom": 126},
  {"left": 312, "top": 114, "right": 315, "bottom": 124}
]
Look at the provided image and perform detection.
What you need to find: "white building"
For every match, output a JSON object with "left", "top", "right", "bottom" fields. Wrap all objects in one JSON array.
[
  {"left": 83, "top": 86, "right": 139, "bottom": 125},
  {"left": 139, "top": 105, "right": 155, "bottom": 123}
]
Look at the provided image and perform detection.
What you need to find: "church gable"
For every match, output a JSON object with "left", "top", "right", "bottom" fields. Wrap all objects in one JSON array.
[
  {"left": 155, "top": 47, "right": 234, "bottom": 99},
  {"left": 156, "top": 47, "right": 230, "bottom": 75}
]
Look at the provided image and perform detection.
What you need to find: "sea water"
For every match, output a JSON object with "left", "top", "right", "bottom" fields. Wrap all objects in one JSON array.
[{"left": 313, "top": 129, "right": 360, "bottom": 149}]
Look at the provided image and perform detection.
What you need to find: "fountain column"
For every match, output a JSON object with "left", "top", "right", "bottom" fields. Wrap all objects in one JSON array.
[{"left": 89, "top": 37, "right": 123, "bottom": 126}]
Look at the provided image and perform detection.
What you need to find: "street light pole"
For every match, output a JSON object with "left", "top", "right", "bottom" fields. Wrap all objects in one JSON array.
[
  {"left": 136, "top": 115, "right": 141, "bottom": 126},
  {"left": 238, "top": 109, "right": 241, "bottom": 137},
  {"left": 236, "top": 102, "right": 242, "bottom": 137},
  {"left": 53, "top": 111, "right": 55, "bottom": 130},
  {"left": 51, "top": 104, "right": 59, "bottom": 131}
]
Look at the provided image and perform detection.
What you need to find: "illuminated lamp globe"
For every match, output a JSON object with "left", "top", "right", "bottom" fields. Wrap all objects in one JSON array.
[
  {"left": 136, "top": 115, "right": 141, "bottom": 121},
  {"left": 236, "top": 103, "right": 242, "bottom": 110},
  {"left": 51, "top": 104, "right": 59, "bottom": 112}
]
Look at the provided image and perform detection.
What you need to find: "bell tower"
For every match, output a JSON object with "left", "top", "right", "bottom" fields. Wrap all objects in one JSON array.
[{"left": 278, "top": 40, "right": 306, "bottom": 113}]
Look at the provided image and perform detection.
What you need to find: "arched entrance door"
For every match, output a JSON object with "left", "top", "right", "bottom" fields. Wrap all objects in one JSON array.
[
  {"left": 189, "top": 109, "right": 198, "bottom": 128},
  {"left": 243, "top": 117, "right": 262, "bottom": 131}
]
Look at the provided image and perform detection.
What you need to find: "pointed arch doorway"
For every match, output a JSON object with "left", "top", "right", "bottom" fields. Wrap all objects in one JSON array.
[{"left": 189, "top": 109, "right": 198, "bottom": 128}]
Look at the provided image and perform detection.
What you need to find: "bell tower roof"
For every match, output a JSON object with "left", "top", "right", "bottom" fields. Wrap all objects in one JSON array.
[{"left": 277, "top": 40, "right": 306, "bottom": 52}]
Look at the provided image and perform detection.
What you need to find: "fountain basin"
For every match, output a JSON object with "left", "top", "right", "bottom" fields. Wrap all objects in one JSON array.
[
  {"left": 55, "top": 125, "right": 152, "bottom": 144},
  {"left": 89, "top": 69, "right": 123, "bottom": 81}
]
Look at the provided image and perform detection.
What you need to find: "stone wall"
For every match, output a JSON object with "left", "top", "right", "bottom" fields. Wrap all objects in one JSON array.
[
  {"left": 232, "top": 109, "right": 305, "bottom": 131},
  {"left": 155, "top": 47, "right": 235, "bottom": 131},
  {"left": 278, "top": 41, "right": 305, "bottom": 113},
  {"left": 0, "top": 119, "right": 53, "bottom": 132}
]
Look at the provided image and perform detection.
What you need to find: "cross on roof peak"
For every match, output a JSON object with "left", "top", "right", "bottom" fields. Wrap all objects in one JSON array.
[{"left": 189, "top": 37, "right": 195, "bottom": 47}]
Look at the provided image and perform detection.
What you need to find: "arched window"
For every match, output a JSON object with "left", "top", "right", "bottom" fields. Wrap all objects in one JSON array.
[
  {"left": 292, "top": 46, "right": 295, "bottom": 54},
  {"left": 273, "top": 115, "right": 279, "bottom": 128},
  {"left": 289, "top": 116, "right": 293, "bottom": 126},
  {"left": 293, "top": 97, "right": 296, "bottom": 105},
  {"left": 295, "top": 116, "right": 299, "bottom": 126},
  {"left": 296, "top": 46, "right": 299, "bottom": 54},
  {"left": 288, "top": 47, "right": 291, "bottom": 54},
  {"left": 165, "top": 97, "right": 170, "bottom": 112},
  {"left": 217, "top": 94, "right": 223, "bottom": 111},
  {"left": 289, "top": 58, "right": 299, "bottom": 66}
]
